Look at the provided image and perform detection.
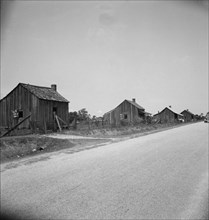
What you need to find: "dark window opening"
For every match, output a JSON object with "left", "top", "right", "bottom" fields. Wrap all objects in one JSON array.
[
  {"left": 138, "top": 109, "right": 143, "bottom": 117},
  {"left": 19, "top": 110, "right": 23, "bottom": 118},
  {"left": 124, "top": 114, "right": 128, "bottom": 119},
  {"left": 53, "top": 107, "right": 57, "bottom": 114}
]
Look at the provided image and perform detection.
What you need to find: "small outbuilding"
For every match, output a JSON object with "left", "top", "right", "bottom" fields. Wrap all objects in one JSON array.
[
  {"left": 181, "top": 109, "right": 194, "bottom": 122},
  {"left": 103, "top": 98, "right": 147, "bottom": 126},
  {"left": 0, "top": 83, "right": 69, "bottom": 134},
  {"left": 153, "top": 107, "right": 184, "bottom": 123}
]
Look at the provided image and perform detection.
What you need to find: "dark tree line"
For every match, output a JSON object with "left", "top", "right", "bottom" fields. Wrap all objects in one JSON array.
[
  {"left": 68, "top": 108, "right": 100, "bottom": 129},
  {"left": 69, "top": 108, "right": 92, "bottom": 123}
]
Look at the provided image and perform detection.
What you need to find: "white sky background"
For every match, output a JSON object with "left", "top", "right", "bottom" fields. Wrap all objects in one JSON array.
[{"left": 1, "top": 0, "right": 208, "bottom": 116}]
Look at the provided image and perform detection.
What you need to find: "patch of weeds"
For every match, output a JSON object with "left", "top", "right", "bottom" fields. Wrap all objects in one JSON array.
[{"left": 1, "top": 136, "right": 75, "bottom": 163}]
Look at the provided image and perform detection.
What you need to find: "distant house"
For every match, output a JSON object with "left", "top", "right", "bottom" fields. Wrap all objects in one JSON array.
[
  {"left": 103, "top": 98, "right": 147, "bottom": 126},
  {"left": 153, "top": 107, "right": 184, "bottom": 123},
  {"left": 181, "top": 109, "right": 194, "bottom": 122},
  {"left": 205, "top": 112, "right": 209, "bottom": 122},
  {"left": 0, "top": 83, "right": 69, "bottom": 132}
]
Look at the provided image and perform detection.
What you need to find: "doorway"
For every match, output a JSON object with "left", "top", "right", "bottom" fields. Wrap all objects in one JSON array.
[{"left": 53, "top": 107, "right": 57, "bottom": 115}]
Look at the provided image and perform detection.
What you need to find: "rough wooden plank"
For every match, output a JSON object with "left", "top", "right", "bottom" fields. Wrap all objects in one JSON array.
[
  {"left": 55, "top": 115, "right": 62, "bottom": 132},
  {"left": 57, "top": 115, "right": 67, "bottom": 126},
  {"left": 0, "top": 114, "right": 31, "bottom": 138}
]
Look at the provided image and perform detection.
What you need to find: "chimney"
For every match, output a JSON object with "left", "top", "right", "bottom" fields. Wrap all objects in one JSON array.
[
  {"left": 51, "top": 84, "right": 57, "bottom": 91},
  {"left": 132, "top": 98, "right": 136, "bottom": 103}
]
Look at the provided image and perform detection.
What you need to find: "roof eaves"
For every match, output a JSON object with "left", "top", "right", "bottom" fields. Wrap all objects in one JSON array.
[
  {"left": 21, "top": 83, "right": 69, "bottom": 103},
  {"left": 104, "top": 108, "right": 115, "bottom": 115},
  {"left": 39, "top": 97, "right": 69, "bottom": 103}
]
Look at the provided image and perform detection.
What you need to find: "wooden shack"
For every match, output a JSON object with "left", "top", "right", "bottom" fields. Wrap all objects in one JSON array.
[
  {"left": 181, "top": 109, "right": 194, "bottom": 122},
  {"left": 153, "top": 107, "right": 184, "bottom": 123},
  {"left": 0, "top": 83, "right": 69, "bottom": 133},
  {"left": 103, "top": 99, "right": 146, "bottom": 126}
]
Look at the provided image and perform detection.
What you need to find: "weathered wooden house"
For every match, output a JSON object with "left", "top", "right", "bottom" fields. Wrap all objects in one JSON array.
[
  {"left": 205, "top": 112, "right": 209, "bottom": 122},
  {"left": 153, "top": 107, "right": 184, "bottom": 123},
  {"left": 0, "top": 83, "right": 69, "bottom": 133},
  {"left": 103, "top": 99, "right": 146, "bottom": 126},
  {"left": 181, "top": 109, "right": 194, "bottom": 122}
]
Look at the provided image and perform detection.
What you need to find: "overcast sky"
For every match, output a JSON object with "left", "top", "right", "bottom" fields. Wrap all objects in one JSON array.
[{"left": 1, "top": 0, "right": 208, "bottom": 116}]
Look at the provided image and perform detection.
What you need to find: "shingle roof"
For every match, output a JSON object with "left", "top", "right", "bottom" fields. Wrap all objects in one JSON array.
[{"left": 20, "top": 83, "right": 69, "bottom": 102}]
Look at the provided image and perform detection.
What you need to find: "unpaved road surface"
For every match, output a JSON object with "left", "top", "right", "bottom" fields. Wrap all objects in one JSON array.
[{"left": 1, "top": 122, "right": 208, "bottom": 219}]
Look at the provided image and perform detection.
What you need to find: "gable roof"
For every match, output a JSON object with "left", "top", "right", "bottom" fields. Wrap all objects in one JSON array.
[
  {"left": 181, "top": 109, "right": 194, "bottom": 115},
  {"left": 126, "top": 99, "right": 145, "bottom": 110},
  {"left": 103, "top": 99, "right": 145, "bottom": 116},
  {"left": 0, "top": 83, "right": 69, "bottom": 103},
  {"left": 154, "top": 107, "right": 183, "bottom": 117},
  {"left": 20, "top": 83, "right": 69, "bottom": 102}
]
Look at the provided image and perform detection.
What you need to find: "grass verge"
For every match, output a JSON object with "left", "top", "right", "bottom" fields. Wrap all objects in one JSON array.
[
  {"left": 0, "top": 136, "right": 109, "bottom": 163},
  {"left": 1, "top": 122, "right": 199, "bottom": 163}
]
